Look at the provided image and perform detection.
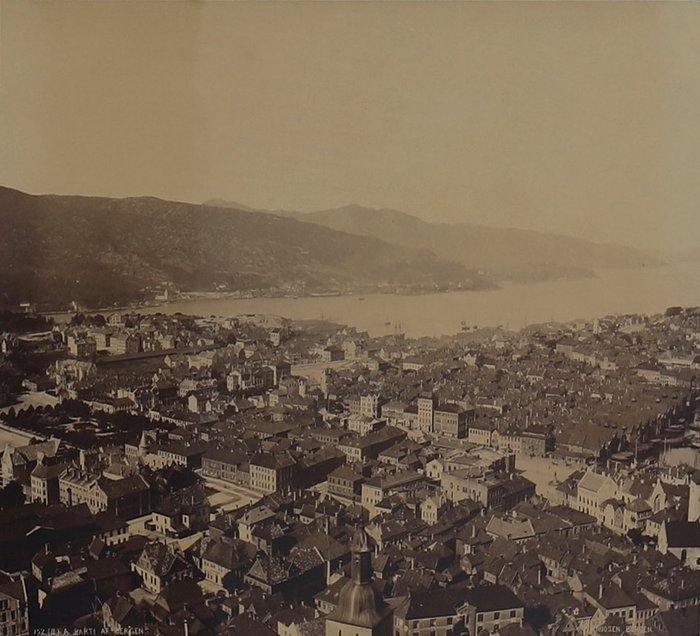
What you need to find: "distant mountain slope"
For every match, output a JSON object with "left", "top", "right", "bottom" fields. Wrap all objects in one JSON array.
[
  {"left": 0, "top": 187, "right": 484, "bottom": 308},
  {"left": 208, "top": 200, "right": 662, "bottom": 283},
  {"left": 300, "top": 205, "right": 663, "bottom": 282}
]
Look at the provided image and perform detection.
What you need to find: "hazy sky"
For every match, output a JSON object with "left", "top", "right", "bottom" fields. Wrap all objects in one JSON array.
[{"left": 1, "top": 1, "right": 699, "bottom": 251}]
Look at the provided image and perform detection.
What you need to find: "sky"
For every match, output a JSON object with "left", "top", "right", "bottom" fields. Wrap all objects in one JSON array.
[{"left": 1, "top": 1, "right": 699, "bottom": 252}]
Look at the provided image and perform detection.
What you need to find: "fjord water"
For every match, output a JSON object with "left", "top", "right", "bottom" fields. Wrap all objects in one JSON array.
[{"left": 141, "top": 263, "right": 700, "bottom": 338}]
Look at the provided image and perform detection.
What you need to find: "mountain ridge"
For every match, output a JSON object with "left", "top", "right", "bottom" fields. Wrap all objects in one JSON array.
[
  {"left": 205, "top": 199, "right": 663, "bottom": 282},
  {"left": 0, "top": 186, "right": 486, "bottom": 309}
]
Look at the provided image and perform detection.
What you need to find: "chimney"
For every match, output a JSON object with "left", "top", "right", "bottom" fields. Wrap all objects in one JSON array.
[{"left": 598, "top": 582, "right": 604, "bottom": 598}]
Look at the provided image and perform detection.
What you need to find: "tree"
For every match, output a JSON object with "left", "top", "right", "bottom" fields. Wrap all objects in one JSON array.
[
  {"left": 70, "top": 313, "right": 86, "bottom": 326},
  {"left": 0, "top": 481, "right": 25, "bottom": 510}
]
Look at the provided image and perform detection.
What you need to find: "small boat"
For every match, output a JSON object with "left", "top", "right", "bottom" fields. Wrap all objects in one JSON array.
[
  {"left": 358, "top": 297, "right": 365, "bottom": 301},
  {"left": 384, "top": 321, "right": 391, "bottom": 326}
]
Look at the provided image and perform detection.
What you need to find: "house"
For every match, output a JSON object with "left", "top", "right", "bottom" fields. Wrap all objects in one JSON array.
[
  {"left": 328, "top": 464, "right": 366, "bottom": 502},
  {"left": 641, "top": 569, "right": 700, "bottom": 611},
  {"left": 347, "top": 415, "right": 385, "bottom": 436},
  {"left": 201, "top": 448, "right": 247, "bottom": 483},
  {"left": 0, "top": 572, "right": 30, "bottom": 636},
  {"left": 59, "top": 469, "right": 151, "bottom": 519},
  {"left": 322, "top": 346, "right": 344, "bottom": 362},
  {"left": 337, "top": 427, "right": 407, "bottom": 463},
  {"left": 433, "top": 404, "right": 474, "bottom": 439},
  {"left": 520, "top": 426, "right": 555, "bottom": 456},
  {"left": 108, "top": 333, "right": 141, "bottom": 355},
  {"left": 245, "top": 549, "right": 325, "bottom": 602},
  {"left": 150, "top": 578, "right": 215, "bottom": 629},
  {"left": 658, "top": 521, "right": 700, "bottom": 569},
  {"left": 187, "top": 390, "right": 215, "bottom": 414},
  {"left": 30, "top": 458, "right": 67, "bottom": 505},
  {"left": 227, "top": 366, "right": 276, "bottom": 391},
  {"left": 200, "top": 537, "right": 258, "bottom": 589},
  {"left": 249, "top": 453, "right": 296, "bottom": 494},
  {"left": 237, "top": 505, "right": 277, "bottom": 543},
  {"left": 132, "top": 540, "right": 193, "bottom": 594},
  {"left": 67, "top": 334, "right": 97, "bottom": 359},
  {"left": 297, "top": 447, "right": 347, "bottom": 489},
  {"left": 102, "top": 592, "right": 145, "bottom": 635},
  {"left": 650, "top": 605, "right": 700, "bottom": 636},
  {"left": 347, "top": 393, "right": 381, "bottom": 418},
  {"left": 2, "top": 438, "right": 62, "bottom": 488},
  {"left": 441, "top": 470, "right": 505, "bottom": 508},
  {"left": 98, "top": 475, "right": 151, "bottom": 518},
  {"left": 458, "top": 585, "right": 524, "bottom": 635},
  {"left": 21, "top": 375, "right": 54, "bottom": 393},
  {"left": 361, "top": 471, "right": 427, "bottom": 511},
  {"left": 38, "top": 558, "right": 133, "bottom": 626},
  {"left": 150, "top": 484, "right": 210, "bottom": 538},
  {"left": 380, "top": 401, "right": 407, "bottom": 426},
  {"left": 311, "top": 428, "right": 353, "bottom": 447},
  {"left": 420, "top": 494, "right": 449, "bottom": 525},
  {"left": 468, "top": 422, "right": 497, "bottom": 448},
  {"left": 394, "top": 588, "right": 470, "bottom": 636},
  {"left": 583, "top": 581, "right": 637, "bottom": 632},
  {"left": 574, "top": 470, "right": 619, "bottom": 521},
  {"left": 156, "top": 441, "right": 209, "bottom": 469}
]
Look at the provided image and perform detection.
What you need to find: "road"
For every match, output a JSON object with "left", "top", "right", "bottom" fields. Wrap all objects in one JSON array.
[
  {"left": 516, "top": 455, "right": 579, "bottom": 504},
  {"left": 291, "top": 359, "right": 359, "bottom": 384},
  {"left": 199, "top": 473, "right": 264, "bottom": 511},
  {"left": 0, "top": 422, "right": 45, "bottom": 451}
]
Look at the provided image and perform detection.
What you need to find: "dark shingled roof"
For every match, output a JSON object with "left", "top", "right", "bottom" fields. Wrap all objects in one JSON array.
[
  {"left": 98, "top": 474, "right": 149, "bottom": 499},
  {"left": 656, "top": 605, "right": 700, "bottom": 636},
  {"left": 461, "top": 585, "right": 524, "bottom": 612},
  {"left": 664, "top": 521, "right": 700, "bottom": 548},
  {"left": 202, "top": 538, "right": 257, "bottom": 570},
  {"left": 400, "top": 588, "right": 470, "bottom": 619},
  {"left": 250, "top": 452, "right": 296, "bottom": 470},
  {"left": 31, "top": 462, "right": 67, "bottom": 480},
  {"left": 135, "top": 541, "right": 190, "bottom": 578}
]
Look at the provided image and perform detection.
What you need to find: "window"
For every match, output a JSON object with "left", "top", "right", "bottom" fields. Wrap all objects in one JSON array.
[
  {"left": 510, "top": 610, "right": 516, "bottom": 618},
  {"left": 494, "top": 612, "right": 500, "bottom": 620},
  {"left": 477, "top": 613, "right": 483, "bottom": 622}
]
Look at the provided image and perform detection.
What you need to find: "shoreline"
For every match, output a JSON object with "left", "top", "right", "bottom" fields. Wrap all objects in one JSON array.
[
  {"left": 29, "top": 265, "right": 652, "bottom": 318},
  {"left": 36, "top": 283, "right": 500, "bottom": 318},
  {"left": 24, "top": 262, "right": 700, "bottom": 338}
]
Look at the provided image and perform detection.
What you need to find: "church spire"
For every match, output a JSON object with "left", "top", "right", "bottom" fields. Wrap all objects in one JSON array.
[
  {"left": 350, "top": 526, "right": 372, "bottom": 585},
  {"left": 325, "top": 526, "right": 393, "bottom": 635}
]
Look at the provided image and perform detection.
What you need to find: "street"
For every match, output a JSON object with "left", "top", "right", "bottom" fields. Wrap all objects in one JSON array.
[{"left": 516, "top": 455, "right": 579, "bottom": 504}]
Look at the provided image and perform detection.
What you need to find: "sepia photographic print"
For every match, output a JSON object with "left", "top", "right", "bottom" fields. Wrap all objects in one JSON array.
[{"left": 1, "top": 1, "right": 700, "bottom": 635}]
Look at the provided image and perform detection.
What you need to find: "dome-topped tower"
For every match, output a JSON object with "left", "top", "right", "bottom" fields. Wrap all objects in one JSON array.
[{"left": 325, "top": 527, "right": 394, "bottom": 636}]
